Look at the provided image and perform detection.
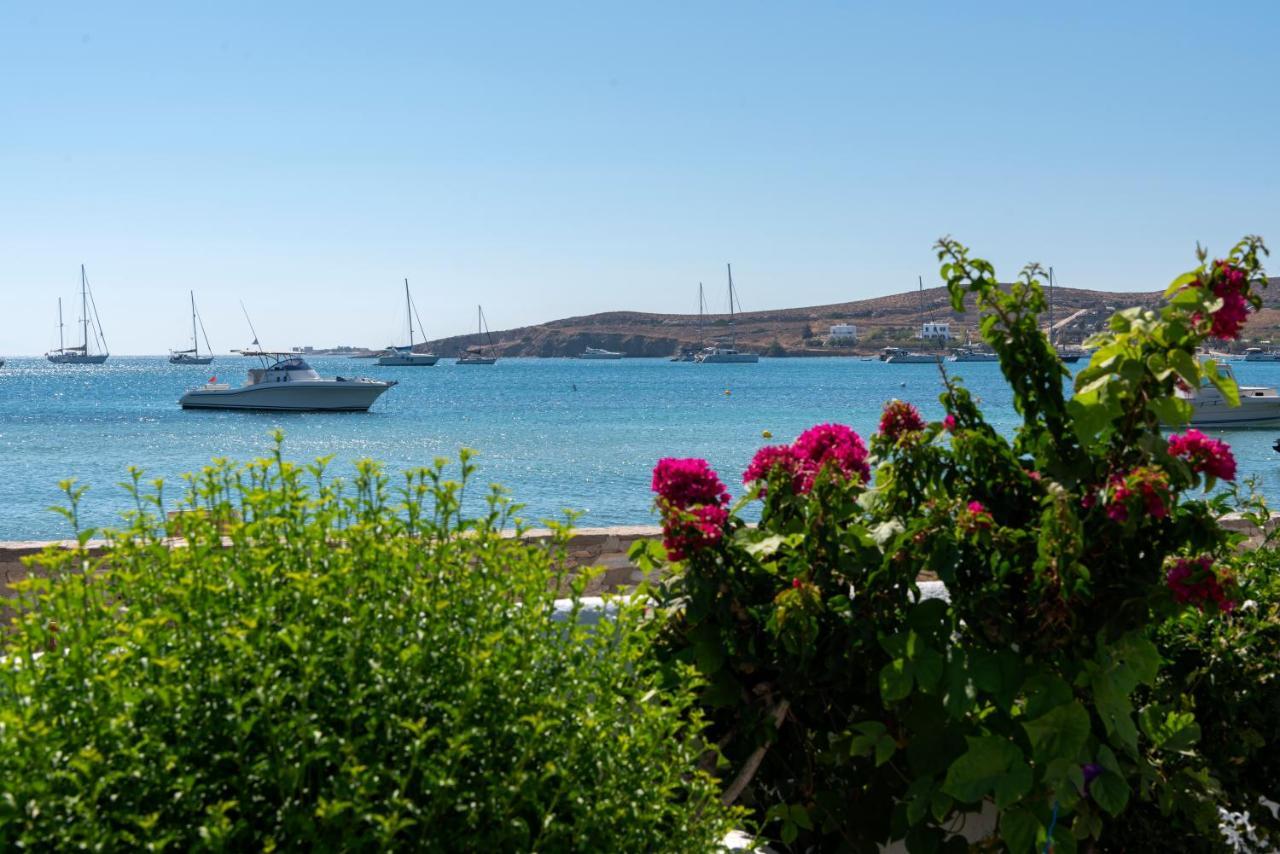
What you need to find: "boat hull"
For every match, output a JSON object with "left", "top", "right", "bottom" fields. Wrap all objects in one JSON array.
[
  {"left": 377, "top": 354, "right": 439, "bottom": 366},
  {"left": 1187, "top": 398, "right": 1280, "bottom": 427},
  {"left": 580, "top": 353, "right": 623, "bottom": 360},
  {"left": 457, "top": 357, "right": 497, "bottom": 365},
  {"left": 170, "top": 355, "right": 214, "bottom": 365},
  {"left": 180, "top": 379, "right": 394, "bottom": 412},
  {"left": 697, "top": 352, "right": 759, "bottom": 363},
  {"left": 884, "top": 353, "right": 941, "bottom": 364},
  {"left": 47, "top": 353, "right": 109, "bottom": 365}
]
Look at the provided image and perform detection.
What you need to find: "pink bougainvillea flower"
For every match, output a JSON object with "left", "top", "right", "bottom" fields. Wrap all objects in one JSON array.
[
  {"left": 1166, "top": 555, "right": 1236, "bottom": 612},
  {"left": 659, "top": 502, "right": 729, "bottom": 561},
  {"left": 879, "top": 399, "right": 926, "bottom": 441},
  {"left": 792, "top": 423, "right": 871, "bottom": 491},
  {"left": 1104, "top": 467, "right": 1170, "bottom": 523},
  {"left": 959, "top": 499, "right": 994, "bottom": 532},
  {"left": 651, "top": 457, "right": 730, "bottom": 509},
  {"left": 1191, "top": 260, "right": 1253, "bottom": 340},
  {"left": 742, "top": 444, "right": 801, "bottom": 493},
  {"left": 942, "top": 414, "right": 957, "bottom": 432},
  {"left": 1168, "top": 430, "right": 1237, "bottom": 481}
]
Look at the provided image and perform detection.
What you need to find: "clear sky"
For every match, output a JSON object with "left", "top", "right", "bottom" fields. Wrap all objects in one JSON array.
[{"left": 2, "top": 2, "right": 1277, "bottom": 354}]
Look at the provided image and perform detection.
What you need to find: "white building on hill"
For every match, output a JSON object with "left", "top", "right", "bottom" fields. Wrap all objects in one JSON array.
[
  {"left": 828, "top": 323, "right": 858, "bottom": 341},
  {"left": 920, "top": 321, "right": 951, "bottom": 341}
]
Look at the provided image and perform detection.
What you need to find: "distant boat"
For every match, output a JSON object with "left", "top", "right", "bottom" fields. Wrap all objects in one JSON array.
[
  {"left": 696, "top": 264, "right": 759, "bottom": 363},
  {"left": 949, "top": 346, "right": 998, "bottom": 363},
  {"left": 672, "top": 283, "right": 708, "bottom": 361},
  {"left": 1244, "top": 347, "right": 1280, "bottom": 362},
  {"left": 580, "top": 347, "right": 623, "bottom": 359},
  {"left": 884, "top": 276, "right": 940, "bottom": 365},
  {"left": 457, "top": 305, "right": 497, "bottom": 365},
  {"left": 47, "top": 265, "right": 109, "bottom": 365},
  {"left": 169, "top": 291, "right": 215, "bottom": 365},
  {"left": 378, "top": 279, "right": 439, "bottom": 366},
  {"left": 179, "top": 351, "right": 396, "bottom": 412},
  {"left": 1047, "top": 268, "right": 1083, "bottom": 363}
]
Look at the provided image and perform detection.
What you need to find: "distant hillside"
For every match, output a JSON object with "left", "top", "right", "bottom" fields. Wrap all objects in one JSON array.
[{"left": 413, "top": 279, "right": 1280, "bottom": 358}]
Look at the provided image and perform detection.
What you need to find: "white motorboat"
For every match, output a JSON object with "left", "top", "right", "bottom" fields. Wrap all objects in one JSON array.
[
  {"left": 457, "top": 305, "right": 498, "bottom": 365},
  {"left": 170, "top": 291, "right": 215, "bottom": 365},
  {"left": 1244, "top": 347, "right": 1280, "bottom": 362},
  {"left": 881, "top": 347, "right": 940, "bottom": 364},
  {"left": 1176, "top": 361, "right": 1280, "bottom": 427},
  {"left": 695, "top": 264, "right": 759, "bottom": 363},
  {"left": 949, "top": 346, "right": 998, "bottom": 363},
  {"left": 179, "top": 352, "right": 396, "bottom": 412},
  {"left": 580, "top": 347, "right": 623, "bottom": 359},
  {"left": 47, "top": 265, "right": 109, "bottom": 365},
  {"left": 378, "top": 279, "right": 439, "bottom": 366}
]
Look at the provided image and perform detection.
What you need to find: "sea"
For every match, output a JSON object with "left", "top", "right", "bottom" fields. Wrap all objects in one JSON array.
[{"left": 2, "top": 356, "right": 1279, "bottom": 541}]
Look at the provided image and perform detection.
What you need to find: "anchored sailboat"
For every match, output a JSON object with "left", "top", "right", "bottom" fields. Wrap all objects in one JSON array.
[
  {"left": 457, "top": 306, "right": 497, "bottom": 365},
  {"left": 47, "top": 265, "right": 109, "bottom": 365},
  {"left": 883, "top": 276, "right": 941, "bottom": 364},
  {"left": 378, "top": 279, "right": 439, "bottom": 366},
  {"left": 695, "top": 264, "right": 759, "bottom": 363},
  {"left": 170, "top": 291, "right": 215, "bottom": 365}
]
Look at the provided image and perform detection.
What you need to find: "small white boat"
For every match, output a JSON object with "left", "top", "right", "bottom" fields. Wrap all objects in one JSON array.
[
  {"left": 881, "top": 347, "right": 940, "bottom": 364},
  {"left": 1244, "top": 347, "right": 1280, "bottom": 362},
  {"left": 179, "top": 352, "right": 396, "bottom": 412},
  {"left": 170, "top": 291, "right": 215, "bottom": 365},
  {"left": 457, "top": 305, "right": 498, "bottom": 365},
  {"left": 378, "top": 279, "right": 439, "bottom": 366},
  {"left": 695, "top": 264, "right": 758, "bottom": 363},
  {"left": 47, "top": 265, "right": 109, "bottom": 365},
  {"left": 580, "top": 347, "right": 623, "bottom": 359},
  {"left": 1176, "top": 361, "right": 1280, "bottom": 427},
  {"left": 949, "top": 346, "right": 998, "bottom": 363}
]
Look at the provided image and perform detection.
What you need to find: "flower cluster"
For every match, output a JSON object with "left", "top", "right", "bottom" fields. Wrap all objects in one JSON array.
[
  {"left": 652, "top": 458, "right": 731, "bottom": 560},
  {"left": 879, "top": 400, "right": 926, "bottom": 442},
  {"left": 1192, "top": 260, "right": 1252, "bottom": 340},
  {"left": 743, "top": 423, "right": 870, "bottom": 494},
  {"left": 958, "top": 499, "right": 994, "bottom": 533},
  {"left": 1166, "top": 555, "right": 1236, "bottom": 612},
  {"left": 1103, "top": 466, "right": 1171, "bottom": 523},
  {"left": 1168, "top": 430, "right": 1237, "bottom": 481}
]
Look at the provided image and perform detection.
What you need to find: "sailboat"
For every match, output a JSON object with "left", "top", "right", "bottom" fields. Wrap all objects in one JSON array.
[
  {"left": 671, "top": 283, "right": 707, "bottom": 361},
  {"left": 47, "top": 265, "right": 109, "bottom": 364},
  {"left": 883, "top": 276, "right": 941, "bottom": 364},
  {"left": 457, "top": 306, "right": 497, "bottom": 365},
  {"left": 378, "top": 279, "right": 439, "bottom": 366},
  {"left": 695, "top": 264, "right": 759, "bottom": 363},
  {"left": 1047, "top": 267, "right": 1083, "bottom": 363},
  {"left": 169, "top": 291, "right": 215, "bottom": 365}
]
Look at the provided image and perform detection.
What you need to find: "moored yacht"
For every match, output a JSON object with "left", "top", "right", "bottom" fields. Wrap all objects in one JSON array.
[
  {"left": 580, "top": 347, "right": 623, "bottom": 359},
  {"left": 1174, "top": 361, "right": 1280, "bottom": 427},
  {"left": 949, "top": 346, "right": 998, "bottom": 363},
  {"left": 1244, "top": 347, "right": 1280, "bottom": 362},
  {"left": 179, "top": 352, "right": 396, "bottom": 412},
  {"left": 881, "top": 347, "right": 940, "bottom": 364},
  {"left": 47, "top": 265, "right": 109, "bottom": 365},
  {"left": 457, "top": 305, "right": 498, "bottom": 364},
  {"left": 378, "top": 279, "right": 439, "bottom": 366},
  {"left": 695, "top": 264, "right": 759, "bottom": 363}
]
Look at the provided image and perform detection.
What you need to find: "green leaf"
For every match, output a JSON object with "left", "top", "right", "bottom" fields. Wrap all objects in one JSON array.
[
  {"left": 875, "top": 734, "right": 897, "bottom": 767},
  {"left": 1089, "top": 770, "right": 1130, "bottom": 817},
  {"left": 1138, "top": 705, "right": 1201, "bottom": 754},
  {"left": 1000, "top": 806, "right": 1040, "bottom": 853},
  {"left": 1022, "top": 701, "right": 1090, "bottom": 765},
  {"left": 941, "top": 735, "right": 1026, "bottom": 804},
  {"left": 880, "top": 660, "right": 913, "bottom": 703},
  {"left": 744, "top": 534, "right": 787, "bottom": 558}
]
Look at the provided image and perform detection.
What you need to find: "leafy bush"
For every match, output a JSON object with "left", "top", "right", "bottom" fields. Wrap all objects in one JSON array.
[
  {"left": 0, "top": 439, "right": 739, "bottom": 851},
  {"left": 637, "top": 237, "right": 1270, "bottom": 851}
]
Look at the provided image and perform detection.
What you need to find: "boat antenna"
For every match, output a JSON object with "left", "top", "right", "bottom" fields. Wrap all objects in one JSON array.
[{"left": 240, "top": 301, "right": 261, "bottom": 348}]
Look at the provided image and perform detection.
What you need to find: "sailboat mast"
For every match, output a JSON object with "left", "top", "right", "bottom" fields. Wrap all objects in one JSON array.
[
  {"left": 191, "top": 291, "right": 199, "bottom": 356},
  {"left": 81, "top": 264, "right": 89, "bottom": 353},
  {"left": 918, "top": 275, "right": 925, "bottom": 348},
  {"left": 1048, "top": 267, "right": 1056, "bottom": 348},
  {"left": 405, "top": 279, "right": 414, "bottom": 347},
  {"left": 698, "top": 282, "right": 704, "bottom": 344},
  {"left": 58, "top": 298, "right": 64, "bottom": 352},
  {"left": 727, "top": 263, "right": 735, "bottom": 348}
]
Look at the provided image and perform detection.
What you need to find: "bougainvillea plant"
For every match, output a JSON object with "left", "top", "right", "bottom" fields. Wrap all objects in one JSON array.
[{"left": 635, "top": 236, "right": 1268, "bottom": 851}]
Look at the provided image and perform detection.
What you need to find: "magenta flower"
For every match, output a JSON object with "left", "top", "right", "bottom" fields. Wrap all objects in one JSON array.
[
  {"left": 1168, "top": 430, "right": 1237, "bottom": 481},
  {"left": 792, "top": 423, "right": 871, "bottom": 491},
  {"left": 1191, "top": 260, "right": 1252, "bottom": 340},
  {"left": 942, "top": 414, "right": 957, "bottom": 432},
  {"left": 960, "top": 500, "right": 993, "bottom": 532},
  {"left": 879, "top": 400, "right": 926, "bottom": 441},
  {"left": 743, "top": 445, "right": 801, "bottom": 493},
  {"left": 1167, "top": 556, "right": 1236, "bottom": 613},
  {"left": 652, "top": 458, "right": 730, "bottom": 510},
  {"left": 1104, "top": 467, "right": 1170, "bottom": 522}
]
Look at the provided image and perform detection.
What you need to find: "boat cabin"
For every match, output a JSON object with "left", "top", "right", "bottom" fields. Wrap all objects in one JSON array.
[{"left": 247, "top": 357, "right": 322, "bottom": 385}]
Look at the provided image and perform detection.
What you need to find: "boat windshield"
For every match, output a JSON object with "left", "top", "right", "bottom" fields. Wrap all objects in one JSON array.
[{"left": 272, "top": 357, "right": 313, "bottom": 371}]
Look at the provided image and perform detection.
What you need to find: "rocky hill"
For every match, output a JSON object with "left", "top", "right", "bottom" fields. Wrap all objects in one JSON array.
[{"left": 410, "top": 279, "right": 1280, "bottom": 358}]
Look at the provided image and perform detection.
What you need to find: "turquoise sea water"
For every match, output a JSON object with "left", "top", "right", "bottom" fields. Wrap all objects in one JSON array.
[{"left": 3, "top": 356, "right": 1280, "bottom": 541}]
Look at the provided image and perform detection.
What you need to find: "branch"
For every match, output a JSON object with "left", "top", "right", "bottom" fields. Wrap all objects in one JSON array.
[{"left": 720, "top": 698, "right": 791, "bottom": 806}]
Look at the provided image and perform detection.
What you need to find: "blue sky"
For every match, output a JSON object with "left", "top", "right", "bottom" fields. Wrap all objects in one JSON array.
[{"left": 2, "top": 2, "right": 1277, "bottom": 354}]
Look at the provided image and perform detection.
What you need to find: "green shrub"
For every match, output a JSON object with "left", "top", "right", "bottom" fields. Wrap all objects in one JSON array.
[
  {"left": 637, "top": 237, "right": 1269, "bottom": 851},
  {"left": 0, "top": 439, "right": 739, "bottom": 851}
]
